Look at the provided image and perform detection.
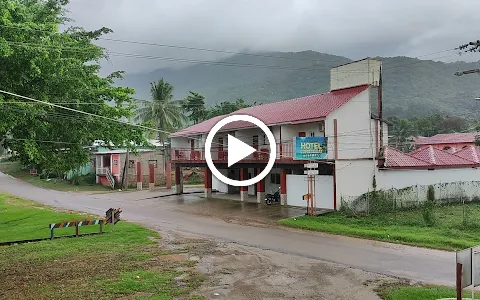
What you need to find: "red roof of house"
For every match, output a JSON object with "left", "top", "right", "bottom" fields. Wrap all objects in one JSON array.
[
  {"left": 453, "top": 145, "right": 480, "bottom": 163},
  {"left": 383, "top": 145, "right": 479, "bottom": 169},
  {"left": 384, "top": 147, "right": 433, "bottom": 168},
  {"left": 409, "top": 146, "right": 476, "bottom": 166},
  {"left": 170, "top": 85, "right": 369, "bottom": 137},
  {"left": 413, "top": 132, "right": 480, "bottom": 145}
]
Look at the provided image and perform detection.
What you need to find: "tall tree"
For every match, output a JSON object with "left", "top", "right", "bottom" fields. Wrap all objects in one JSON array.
[
  {"left": 0, "top": 0, "right": 146, "bottom": 175},
  {"left": 182, "top": 91, "right": 206, "bottom": 124},
  {"left": 134, "top": 79, "right": 185, "bottom": 143}
]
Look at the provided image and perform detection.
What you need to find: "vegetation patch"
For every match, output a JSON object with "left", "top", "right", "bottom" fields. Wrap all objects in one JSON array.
[
  {"left": 279, "top": 202, "right": 480, "bottom": 251},
  {"left": 376, "top": 282, "right": 479, "bottom": 300},
  {"left": 0, "top": 193, "right": 204, "bottom": 299}
]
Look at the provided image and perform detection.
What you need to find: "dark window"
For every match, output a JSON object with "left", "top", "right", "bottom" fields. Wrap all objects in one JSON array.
[
  {"left": 128, "top": 160, "right": 135, "bottom": 168},
  {"left": 443, "top": 146, "right": 451, "bottom": 150},
  {"left": 270, "top": 173, "right": 280, "bottom": 184},
  {"left": 253, "top": 135, "right": 258, "bottom": 146},
  {"left": 298, "top": 132, "right": 306, "bottom": 137}
]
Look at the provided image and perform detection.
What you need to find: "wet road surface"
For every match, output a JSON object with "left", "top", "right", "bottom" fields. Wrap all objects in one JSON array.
[{"left": 0, "top": 171, "right": 455, "bottom": 286}]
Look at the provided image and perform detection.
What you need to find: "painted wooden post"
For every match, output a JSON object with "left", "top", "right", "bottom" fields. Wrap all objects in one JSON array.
[
  {"left": 257, "top": 168, "right": 265, "bottom": 204},
  {"left": 166, "top": 160, "right": 172, "bottom": 190},
  {"left": 149, "top": 163, "right": 155, "bottom": 191},
  {"left": 175, "top": 166, "right": 183, "bottom": 194},
  {"left": 204, "top": 167, "right": 212, "bottom": 198},
  {"left": 240, "top": 168, "right": 248, "bottom": 202},
  {"left": 280, "top": 169, "right": 287, "bottom": 205},
  {"left": 136, "top": 161, "right": 142, "bottom": 190}
]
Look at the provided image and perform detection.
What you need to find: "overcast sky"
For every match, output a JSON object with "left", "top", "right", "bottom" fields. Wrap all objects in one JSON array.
[{"left": 66, "top": 0, "right": 480, "bottom": 75}]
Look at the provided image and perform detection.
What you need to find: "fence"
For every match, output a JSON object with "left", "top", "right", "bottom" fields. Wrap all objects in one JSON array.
[{"left": 340, "top": 181, "right": 480, "bottom": 227}]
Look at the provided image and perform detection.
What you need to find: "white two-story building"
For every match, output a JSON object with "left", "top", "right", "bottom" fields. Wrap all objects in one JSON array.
[{"left": 169, "top": 58, "right": 388, "bottom": 210}]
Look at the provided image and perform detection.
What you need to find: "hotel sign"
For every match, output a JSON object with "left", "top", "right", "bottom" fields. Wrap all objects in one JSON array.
[{"left": 293, "top": 137, "right": 328, "bottom": 160}]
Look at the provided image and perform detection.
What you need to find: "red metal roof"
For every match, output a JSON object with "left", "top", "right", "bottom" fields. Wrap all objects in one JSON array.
[
  {"left": 413, "top": 132, "right": 480, "bottom": 145},
  {"left": 170, "top": 85, "right": 369, "bottom": 137}
]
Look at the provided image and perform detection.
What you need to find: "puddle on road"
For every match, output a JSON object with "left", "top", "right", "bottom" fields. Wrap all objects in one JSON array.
[{"left": 166, "top": 194, "right": 306, "bottom": 223}]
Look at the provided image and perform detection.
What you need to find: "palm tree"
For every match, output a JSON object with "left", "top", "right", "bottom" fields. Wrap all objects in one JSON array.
[
  {"left": 182, "top": 91, "right": 206, "bottom": 124},
  {"left": 134, "top": 79, "right": 185, "bottom": 144}
]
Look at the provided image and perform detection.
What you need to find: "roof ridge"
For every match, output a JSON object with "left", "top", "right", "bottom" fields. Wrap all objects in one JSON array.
[
  {"left": 236, "top": 84, "right": 370, "bottom": 110},
  {"left": 435, "top": 145, "right": 478, "bottom": 163}
]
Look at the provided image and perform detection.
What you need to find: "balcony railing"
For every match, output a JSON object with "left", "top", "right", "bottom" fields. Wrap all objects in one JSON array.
[
  {"left": 171, "top": 142, "right": 294, "bottom": 162},
  {"left": 96, "top": 167, "right": 109, "bottom": 175}
]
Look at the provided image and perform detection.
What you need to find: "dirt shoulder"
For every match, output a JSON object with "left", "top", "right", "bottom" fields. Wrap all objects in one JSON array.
[{"left": 159, "top": 229, "right": 401, "bottom": 300}]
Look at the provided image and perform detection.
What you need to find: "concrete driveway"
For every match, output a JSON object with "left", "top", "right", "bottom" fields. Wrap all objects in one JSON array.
[{"left": 0, "top": 171, "right": 455, "bottom": 286}]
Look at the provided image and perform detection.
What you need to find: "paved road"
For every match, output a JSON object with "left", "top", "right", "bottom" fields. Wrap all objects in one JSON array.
[{"left": 0, "top": 171, "right": 455, "bottom": 286}]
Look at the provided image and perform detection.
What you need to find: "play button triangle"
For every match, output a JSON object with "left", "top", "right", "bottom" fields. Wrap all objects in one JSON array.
[{"left": 227, "top": 134, "right": 256, "bottom": 167}]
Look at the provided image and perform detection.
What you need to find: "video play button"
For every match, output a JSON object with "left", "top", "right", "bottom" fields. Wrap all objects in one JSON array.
[
  {"left": 227, "top": 134, "right": 256, "bottom": 167},
  {"left": 205, "top": 114, "right": 276, "bottom": 187}
]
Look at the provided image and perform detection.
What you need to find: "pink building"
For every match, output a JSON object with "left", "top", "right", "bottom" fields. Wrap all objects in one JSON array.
[{"left": 413, "top": 132, "right": 480, "bottom": 152}]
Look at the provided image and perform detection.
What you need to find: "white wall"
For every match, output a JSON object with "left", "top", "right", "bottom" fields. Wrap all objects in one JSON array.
[
  {"left": 377, "top": 168, "right": 480, "bottom": 191},
  {"left": 335, "top": 159, "right": 376, "bottom": 204},
  {"left": 330, "top": 58, "right": 381, "bottom": 91},
  {"left": 336, "top": 163, "right": 480, "bottom": 207},
  {"left": 280, "top": 122, "right": 325, "bottom": 141},
  {"left": 286, "top": 175, "right": 334, "bottom": 209},
  {"left": 170, "top": 137, "right": 190, "bottom": 148},
  {"left": 326, "top": 89, "right": 375, "bottom": 160},
  {"left": 212, "top": 169, "right": 228, "bottom": 193}
]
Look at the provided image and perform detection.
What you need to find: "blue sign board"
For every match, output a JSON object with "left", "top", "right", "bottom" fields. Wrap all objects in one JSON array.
[{"left": 293, "top": 136, "right": 328, "bottom": 160}]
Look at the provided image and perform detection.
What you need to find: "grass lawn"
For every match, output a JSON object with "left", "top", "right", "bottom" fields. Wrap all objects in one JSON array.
[
  {"left": 0, "top": 193, "right": 205, "bottom": 300},
  {"left": 0, "top": 161, "right": 114, "bottom": 193},
  {"left": 279, "top": 204, "right": 480, "bottom": 251},
  {"left": 377, "top": 283, "right": 479, "bottom": 300}
]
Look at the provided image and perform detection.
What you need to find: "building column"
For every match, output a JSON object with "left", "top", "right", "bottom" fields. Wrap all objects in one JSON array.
[
  {"left": 149, "top": 163, "right": 155, "bottom": 191},
  {"left": 256, "top": 168, "right": 265, "bottom": 204},
  {"left": 240, "top": 168, "right": 248, "bottom": 202},
  {"left": 136, "top": 161, "right": 142, "bottom": 190},
  {"left": 175, "top": 166, "right": 183, "bottom": 194},
  {"left": 204, "top": 167, "right": 212, "bottom": 198},
  {"left": 280, "top": 169, "right": 287, "bottom": 205},
  {"left": 165, "top": 160, "right": 172, "bottom": 190}
]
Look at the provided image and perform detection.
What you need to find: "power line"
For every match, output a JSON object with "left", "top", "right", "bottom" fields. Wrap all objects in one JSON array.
[{"left": 3, "top": 39, "right": 457, "bottom": 74}]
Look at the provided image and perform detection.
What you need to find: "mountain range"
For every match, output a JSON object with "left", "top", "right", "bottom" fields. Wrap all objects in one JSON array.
[{"left": 118, "top": 51, "right": 480, "bottom": 118}]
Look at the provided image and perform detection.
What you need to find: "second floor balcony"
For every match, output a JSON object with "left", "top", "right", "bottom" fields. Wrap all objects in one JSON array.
[{"left": 171, "top": 141, "right": 296, "bottom": 163}]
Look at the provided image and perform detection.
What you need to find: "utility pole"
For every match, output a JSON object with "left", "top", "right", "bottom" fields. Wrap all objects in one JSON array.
[
  {"left": 378, "top": 65, "right": 384, "bottom": 156},
  {"left": 455, "top": 40, "right": 480, "bottom": 76}
]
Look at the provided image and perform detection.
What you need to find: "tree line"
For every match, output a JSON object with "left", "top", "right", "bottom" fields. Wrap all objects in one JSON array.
[
  {"left": 387, "top": 114, "right": 478, "bottom": 152},
  {"left": 134, "top": 79, "right": 255, "bottom": 143}
]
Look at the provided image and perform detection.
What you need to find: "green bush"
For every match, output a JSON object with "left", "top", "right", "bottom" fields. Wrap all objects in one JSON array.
[
  {"left": 83, "top": 173, "right": 97, "bottom": 185},
  {"left": 423, "top": 185, "right": 436, "bottom": 226},
  {"left": 71, "top": 174, "right": 80, "bottom": 185}
]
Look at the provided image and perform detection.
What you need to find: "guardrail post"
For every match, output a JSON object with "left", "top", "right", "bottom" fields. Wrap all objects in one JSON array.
[
  {"left": 75, "top": 223, "right": 79, "bottom": 237},
  {"left": 50, "top": 227, "right": 54, "bottom": 240}
]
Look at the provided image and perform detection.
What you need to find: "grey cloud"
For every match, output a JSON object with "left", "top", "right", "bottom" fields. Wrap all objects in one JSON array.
[{"left": 65, "top": 0, "right": 480, "bottom": 74}]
